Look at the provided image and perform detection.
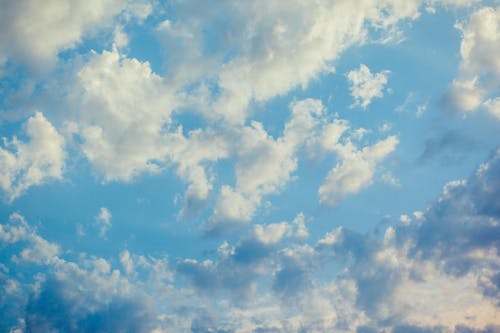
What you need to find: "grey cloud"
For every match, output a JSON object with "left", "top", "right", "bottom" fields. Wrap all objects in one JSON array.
[
  {"left": 4, "top": 147, "right": 500, "bottom": 332},
  {"left": 176, "top": 240, "right": 276, "bottom": 301},
  {"left": 404, "top": 149, "right": 500, "bottom": 261},
  {"left": 233, "top": 239, "right": 274, "bottom": 264},
  {"left": 272, "top": 257, "right": 311, "bottom": 299},
  {"left": 25, "top": 277, "right": 158, "bottom": 333},
  {"left": 418, "top": 129, "right": 478, "bottom": 164}
]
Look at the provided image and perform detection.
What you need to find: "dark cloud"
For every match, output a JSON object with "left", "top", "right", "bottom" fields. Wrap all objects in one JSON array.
[
  {"left": 176, "top": 230, "right": 281, "bottom": 302},
  {"left": 272, "top": 261, "right": 310, "bottom": 299},
  {"left": 24, "top": 276, "right": 158, "bottom": 333},
  {"left": 403, "top": 149, "right": 500, "bottom": 263},
  {"left": 4, "top": 150, "right": 500, "bottom": 332},
  {"left": 418, "top": 129, "right": 479, "bottom": 164}
]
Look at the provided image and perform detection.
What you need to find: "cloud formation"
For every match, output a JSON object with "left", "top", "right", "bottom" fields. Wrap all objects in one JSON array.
[
  {"left": 0, "top": 1, "right": 499, "bottom": 333},
  {"left": 347, "top": 64, "right": 390, "bottom": 109},
  {"left": 2, "top": 148, "right": 500, "bottom": 332},
  {"left": 444, "top": 6, "right": 500, "bottom": 119},
  {"left": 0, "top": 112, "right": 65, "bottom": 202}
]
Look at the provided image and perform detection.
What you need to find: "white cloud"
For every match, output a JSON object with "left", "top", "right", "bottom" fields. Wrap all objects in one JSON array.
[
  {"left": 158, "top": 0, "right": 422, "bottom": 123},
  {"left": 210, "top": 98, "right": 400, "bottom": 224},
  {"left": 96, "top": 207, "right": 112, "bottom": 239},
  {"left": 445, "top": 6, "right": 500, "bottom": 119},
  {"left": 67, "top": 49, "right": 231, "bottom": 217},
  {"left": 0, "top": 0, "right": 126, "bottom": 69},
  {"left": 210, "top": 99, "right": 325, "bottom": 225},
  {"left": 1, "top": 213, "right": 60, "bottom": 265},
  {"left": 253, "top": 223, "right": 291, "bottom": 245},
  {"left": 0, "top": 0, "right": 156, "bottom": 70},
  {"left": 120, "top": 250, "right": 134, "bottom": 275},
  {"left": 0, "top": 112, "right": 65, "bottom": 202},
  {"left": 446, "top": 77, "right": 485, "bottom": 113},
  {"left": 459, "top": 6, "right": 500, "bottom": 77},
  {"left": 347, "top": 64, "right": 390, "bottom": 109},
  {"left": 319, "top": 135, "right": 399, "bottom": 206},
  {"left": 72, "top": 49, "right": 174, "bottom": 182},
  {"left": 484, "top": 97, "right": 500, "bottom": 119}
]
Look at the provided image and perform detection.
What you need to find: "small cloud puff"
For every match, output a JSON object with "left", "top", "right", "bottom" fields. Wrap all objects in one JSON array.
[
  {"left": 0, "top": 112, "right": 65, "bottom": 202},
  {"left": 347, "top": 64, "right": 389, "bottom": 110},
  {"left": 96, "top": 207, "right": 112, "bottom": 239}
]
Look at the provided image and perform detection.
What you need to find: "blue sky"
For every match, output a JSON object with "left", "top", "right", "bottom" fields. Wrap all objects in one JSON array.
[{"left": 1, "top": 1, "right": 500, "bottom": 332}]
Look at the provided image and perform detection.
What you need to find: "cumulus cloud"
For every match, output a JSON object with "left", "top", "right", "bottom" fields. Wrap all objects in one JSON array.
[
  {"left": 209, "top": 99, "right": 400, "bottom": 228},
  {"left": 347, "top": 64, "right": 390, "bottom": 109},
  {"left": 0, "top": 0, "right": 155, "bottom": 70},
  {"left": 71, "top": 49, "right": 175, "bottom": 181},
  {"left": 0, "top": 112, "right": 65, "bottom": 202},
  {"left": 0, "top": 0, "right": 124, "bottom": 70},
  {"left": 158, "top": 0, "right": 425, "bottom": 124},
  {"left": 319, "top": 135, "right": 399, "bottom": 206},
  {"left": 208, "top": 99, "right": 325, "bottom": 227},
  {"left": 444, "top": 6, "right": 500, "bottom": 119},
  {"left": 64, "top": 48, "right": 232, "bottom": 216}
]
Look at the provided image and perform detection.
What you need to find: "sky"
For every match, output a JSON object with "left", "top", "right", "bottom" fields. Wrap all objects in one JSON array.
[{"left": 0, "top": 0, "right": 500, "bottom": 332}]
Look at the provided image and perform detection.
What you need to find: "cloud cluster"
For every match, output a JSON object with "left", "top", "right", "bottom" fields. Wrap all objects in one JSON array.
[
  {"left": 0, "top": 2, "right": 499, "bottom": 332},
  {"left": 60, "top": 60, "right": 398, "bottom": 225},
  {"left": 157, "top": 0, "right": 423, "bottom": 124},
  {"left": 0, "top": 0, "right": 484, "bottom": 209},
  {"left": 208, "top": 99, "right": 399, "bottom": 229},
  {"left": 1, "top": 148, "right": 500, "bottom": 331}
]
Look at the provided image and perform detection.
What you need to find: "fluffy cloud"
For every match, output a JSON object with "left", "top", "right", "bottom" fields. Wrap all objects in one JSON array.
[
  {"left": 444, "top": 6, "right": 500, "bottom": 119},
  {"left": 158, "top": 0, "right": 425, "bottom": 124},
  {"left": 64, "top": 48, "right": 232, "bottom": 215},
  {"left": 210, "top": 98, "right": 400, "bottom": 227},
  {"left": 0, "top": 112, "right": 65, "bottom": 202},
  {"left": 0, "top": 0, "right": 126, "bottom": 70},
  {"left": 68, "top": 50, "right": 398, "bottom": 223},
  {"left": 319, "top": 135, "right": 399, "bottom": 206},
  {"left": 0, "top": 0, "right": 155, "bottom": 70},
  {"left": 347, "top": 64, "right": 390, "bottom": 109},
  {"left": 209, "top": 99, "right": 325, "bottom": 226},
  {"left": 71, "top": 49, "right": 175, "bottom": 181}
]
